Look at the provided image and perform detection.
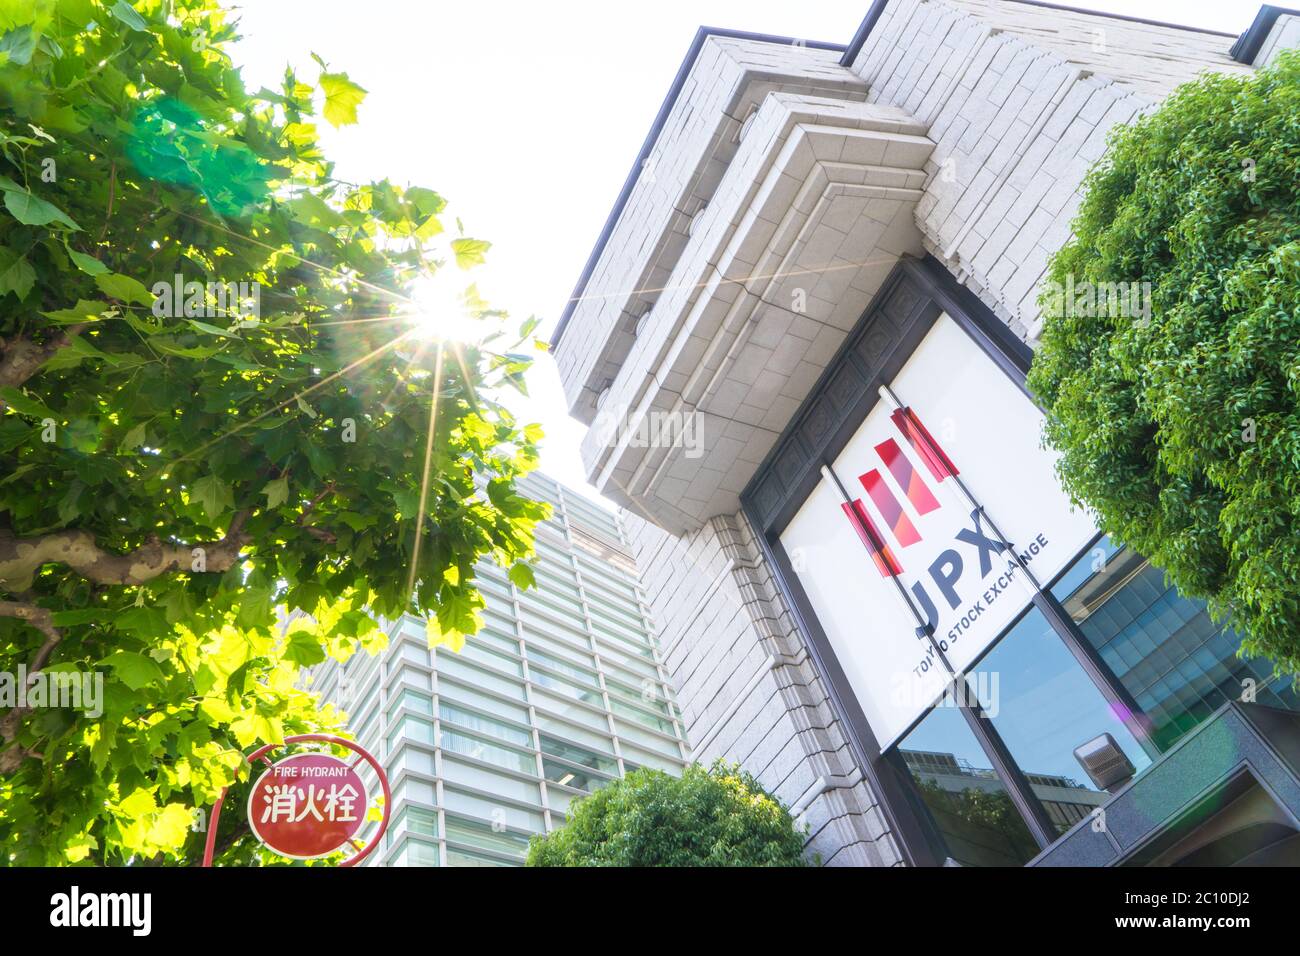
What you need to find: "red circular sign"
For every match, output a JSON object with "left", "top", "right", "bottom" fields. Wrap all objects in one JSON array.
[{"left": 248, "top": 752, "right": 369, "bottom": 859}]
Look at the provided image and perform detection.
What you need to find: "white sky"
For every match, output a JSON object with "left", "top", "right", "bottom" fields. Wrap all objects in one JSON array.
[{"left": 229, "top": 0, "right": 1261, "bottom": 506}]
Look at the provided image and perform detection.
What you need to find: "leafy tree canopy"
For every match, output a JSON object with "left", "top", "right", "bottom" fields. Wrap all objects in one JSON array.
[
  {"left": 0, "top": 0, "right": 548, "bottom": 864},
  {"left": 526, "top": 762, "right": 809, "bottom": 867},
  {"left": 1028, "top": 51, "right": 1300, "bottom": 673}
]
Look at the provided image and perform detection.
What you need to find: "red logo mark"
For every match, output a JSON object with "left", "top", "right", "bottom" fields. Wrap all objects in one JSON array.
[
  {"left": 841, "top": 499, "right": 903, "bottom": 578},
  {"left": 841, "top": 406, "right": 958, "bottom": 577}
]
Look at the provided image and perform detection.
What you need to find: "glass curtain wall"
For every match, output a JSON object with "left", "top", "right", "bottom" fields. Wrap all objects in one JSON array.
[{"left": 308, "top": 472, "right": 689, "bottom": 866}]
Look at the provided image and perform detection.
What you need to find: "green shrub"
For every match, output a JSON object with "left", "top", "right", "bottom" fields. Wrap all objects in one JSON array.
[
  {"left": 526, "top": 761, "right": 809, "bottom": 867},
  {"left": 1028, "top": 50, "right": 1300, "bottom": 673}
]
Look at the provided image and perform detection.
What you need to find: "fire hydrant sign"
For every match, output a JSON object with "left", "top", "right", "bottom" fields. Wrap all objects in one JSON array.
[{"left": 248, "top": 752, "right": 368, "bottom": 859}]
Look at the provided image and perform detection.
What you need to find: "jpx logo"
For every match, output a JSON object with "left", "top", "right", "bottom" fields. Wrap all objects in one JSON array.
[
  {"left": 840, "top": 405, "right": 1053, "bottom": 659},
  {"left": 840, "top": 406, "right": 959, "bottom": 580}
]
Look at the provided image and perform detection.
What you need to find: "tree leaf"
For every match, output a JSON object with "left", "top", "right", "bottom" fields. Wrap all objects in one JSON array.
[
  {"left": 507, "top": 562, "right": 535, "bottom": 590},
  {"left": 319, "top": 71, "right": 367, "bottom": 127},
  {"left": 42, "top": 300, "right": 111, "bottom": 324},
  {"left": 63, "top": 832, "right": 97, "bottom": 863},
  {"left": 0, "top": 253, "right": 35, "bottom": 299},
  {"left": 100, "top": 651, "right": 164, "bottom": 691},
  {"left": 283, "top": 629, "right": 326, "bottom": 666},
  {"left": 0, "top": 387, "right": 54, "bottom": 419},
  {"left": 109, "top": 1, "right": 149, "bottom": 32},
  {"left": 451, "top": 237, "right": 491, "bottom": 269},
  {"left": 190, "top": 474, "right": 234, "bottom": 520},
  {"left": 187, "top": 319, "right": 237, "bottom": 338},
  {"left": 95, "top": 272, "right": 154, "bottom": 306},
  {"left": 118, "top": 422, "right": 147, "bottom": 452},
  {"left": 262, "top": 476, "right": 289, "bottom": 509},
  {"left": 0, "top": 26, "right": 36, "bottom": 66},
  {"left": 4, "top": 189, "right": 78, "bottom": 228},
  {"left": 147, "top": 804, "right": 193, "bottom": 849},
  {"left": 67, "top": 247, "right": 109, "bottom": 275}
]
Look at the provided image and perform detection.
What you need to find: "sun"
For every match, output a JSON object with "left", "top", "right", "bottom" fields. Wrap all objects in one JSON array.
[{"left": 405, "top": 270, "right": 495, "bottom": 344}]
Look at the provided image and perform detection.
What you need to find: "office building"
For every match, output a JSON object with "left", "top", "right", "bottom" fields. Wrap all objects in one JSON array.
[{"left": 308, "top": 472, "right": 689, "bottom": 866}]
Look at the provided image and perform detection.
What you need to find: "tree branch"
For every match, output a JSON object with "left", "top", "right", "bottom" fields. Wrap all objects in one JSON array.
[
  {"left": 299, "top": 482, "right": 337, "bottom": 543},
  {"left": 100, "top": 161, "right": 117, "bottom": 242},
  {"left": 192, "top": 820, "right": 250, "bottom": 866},
  {"left": 0, "top": 600, "right": 61, "bottom": 668},
  {"left": 0, "top": 599, "right": 63, "bottom": 774},
  {"left": 0, "top": 511, "right": 251, "bottom": 592},
  {"left": 0, "top": 324, "right": 90, "bottom": 405}
]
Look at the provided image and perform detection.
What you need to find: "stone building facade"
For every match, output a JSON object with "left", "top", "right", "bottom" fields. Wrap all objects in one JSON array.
[{"left": 553, "top": 2, "right": 1300, "bottom": 866}]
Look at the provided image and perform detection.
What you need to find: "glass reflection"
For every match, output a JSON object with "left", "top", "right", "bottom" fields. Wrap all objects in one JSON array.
[
  {"left": 1052, "top": 538, "right": 1300, "bottom": 750},
  {"left": 896, "top": 705, "right": 1039, "bottom": 866},
  {"left": 975, "top": 607, "right": 1151, "bottom": 833}
]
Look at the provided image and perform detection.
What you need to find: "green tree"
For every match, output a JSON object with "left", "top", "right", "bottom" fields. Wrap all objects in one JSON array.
[
  {"left": 526, "top": 762, "right": 809, "bottom": 867},
  {"left": 1028, "top": 51, "right": 1300, "bottom": 673},
  {"left": 0, "top": 0, "right": 548, "bottom": 864}
]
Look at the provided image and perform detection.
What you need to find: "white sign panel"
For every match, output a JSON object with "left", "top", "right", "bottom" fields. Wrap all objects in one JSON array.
[{"left": 780, "top": 314, "right": 1096, "bottom": 747}]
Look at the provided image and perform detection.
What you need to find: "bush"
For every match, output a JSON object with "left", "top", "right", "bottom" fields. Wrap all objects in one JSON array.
[
  {"left": 1027, "top": 51, "right": 1300, "bottom": 673},
  {"left": 526, "top": 761, "right": 809, "bottom": 867}
]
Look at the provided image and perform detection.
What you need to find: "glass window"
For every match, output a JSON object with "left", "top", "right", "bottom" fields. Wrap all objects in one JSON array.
[
  {"left": 518, "top": 608, "right": 591, "bottom": 648},
  {"left": 442, "top": 786, "right": 545, "bottom": 832},
  {"left": 599, "top": 646, "right": 661, "bottom": 680},
  {"left": 388, "top": 715, "right": 435, "bottom": 746},
  {"left": 439, "top": 728, "right": 535, "bottom": 775},
  {"left": 617, "top": 742, "right": 681, "bottom": 773},
  {"left": 546, "top": 788, "right": 577, "bottom": 816},
  {"left": 470, "top": 627, "right": 520, "bottom": 656},
  {"left": 529, "top": 668, "right": 605, "bottom": 708},
  {"left": 455, "top": 640, "right": 525, "bottom": 677},
  {"left": 440, "top": 757, "right": 541, "bottom": 804},
  {"left": 394, "top": 838, "right": 440, "bottom": 867},
  {"left": 895, "top": 705, "right": 1040, "bottom": 867},
  {"left": 533, "top": 713, "right": 616, "bottom": 754},
  {"left": 530, "top": 688, "right": 608, "bottom": 730},
  {"left": 525, "top": 647, "right": 600, "bottom": 687},
  {"left": 604, "top": 676, "right": 674, "bottom": 718},
  {"left": 477, "top": 576, "right": 513, "bottom": 603},
  {"left": 438, "top": 678, "right": 530, "bottom": 725},
  {"left": 1052, "top": 538, "right": 1300, "bottom": 750},
  {"left": 437, "top": 655, "right": 526, "bottom": 701},
  {"left": 539, "top": 735, "right": 619, "bottom": 775},
  {"left": 975, "top": 607, "right": 1152, "bottom": 833},
  {"left": 394, "top": 805, "right": 439, "bottom": 838},
  {"left": 584, "top": 593, "right": 644, "bottom": 630},
  {"left": 394, "top": 777, "right": 436, "bottom": 806},
  {"left": 444, "top": 814, "right": 530, "bottom": 859},
  {"left": 392, "top": 746, "right": 435, "bottom": 778},
  {"left": 395, "top": 618, "right": 428, "bottom": 643},
  {"left": 439, "top": 701, "right": 532, "bottom": 747},
  {"left": 610, "top": 698, "right": 677, "bottom": 734},
  {"left": 445, "top": 846, "right": 515, "bottom": 867},
  {"left": 389, "top": 688, "right": 433, "bottom": 717},
  {"left": 578, "top": 565, "right": 639, "bottom": 601},
  {"left": 395, "top": 642, "right": 429, "bottom": 667},
  {"left": 523, "top": 632, "right": 597, "bottom": 671},
  {"left": 543, "top": 758, "right": 613, "bottom": 793},
  {"left": 590, "top": 613, "right": 652, "bottom": 648},
  {"left": 612, "top": 718, "right": 680, "bottom": 755},
  {"left": 482, "top": 609, "right": 517, "bottom": 635},
  {"left": 352, "top": 705, "right": 380, "bottom": 746}
]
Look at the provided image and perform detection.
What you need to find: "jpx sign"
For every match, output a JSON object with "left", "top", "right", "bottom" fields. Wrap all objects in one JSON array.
[{"left": 781, "top": 315, "right": 1096, "bottom": 746}]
